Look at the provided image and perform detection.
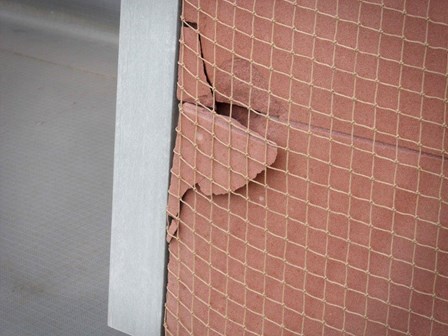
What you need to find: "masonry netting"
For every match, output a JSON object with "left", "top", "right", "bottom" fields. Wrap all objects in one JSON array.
[{"left": 165, "top": 0, "right": 447, "bottom": 335}]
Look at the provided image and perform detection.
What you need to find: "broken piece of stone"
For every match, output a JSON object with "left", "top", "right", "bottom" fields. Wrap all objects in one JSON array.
[
  {"left": 166, "top": 218, "right": 179, "bottom": 243},
  {"left": 167, "top": 102, "right": 278, "bottom": 219},
  {"left": 197, "top": 0, "right": 293, "bottom": 117},
  {"left": 177, "top": 26, "right": 213, "bottom": 107},
  {"left": 181, "top": 0, "right": 199, "bottom": 23}
]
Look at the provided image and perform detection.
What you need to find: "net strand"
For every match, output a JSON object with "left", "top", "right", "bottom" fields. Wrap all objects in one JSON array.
[{"left": 167, "top": 0, "right": 448, "bottom": 335}]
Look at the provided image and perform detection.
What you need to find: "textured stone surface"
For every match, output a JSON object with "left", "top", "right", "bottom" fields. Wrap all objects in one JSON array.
[
  {"left": 197, "top": 0, "right": 447, "bottom": 157},
  {"left": 177, "top": 26, "right": 213, "bottom": 107},
  {"left": 181, "top": 0, "right": 199, "bottom": 23},
  {"left": 166, "top": 107, "right": 448, "bottom": 335},
  {"left": 166, "top": 0, "right": 448, "bottom": 334},
  {"left": 167, "top": 103, "right": 277, "bottom": 220}
]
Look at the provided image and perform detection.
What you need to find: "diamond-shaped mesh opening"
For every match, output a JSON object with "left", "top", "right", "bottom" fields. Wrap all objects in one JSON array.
[{"left": 165, "top": 1, "right": 448, "bottom": 335}]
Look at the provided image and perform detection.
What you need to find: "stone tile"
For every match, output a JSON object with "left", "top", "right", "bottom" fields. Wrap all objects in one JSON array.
[
  {"left": 166, "top": 104, "right": 447, "bottom": 334},
  {"left": 167, "top": 103, "right": 278, "bottom": 218},
  {"left": 167, "top": 1, "right": 448, "bottom": 334}
]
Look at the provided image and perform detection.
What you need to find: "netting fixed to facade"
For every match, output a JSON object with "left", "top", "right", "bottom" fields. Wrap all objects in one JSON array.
[{"left": 165, "top": 0, "right": 447, "bottom": 335}]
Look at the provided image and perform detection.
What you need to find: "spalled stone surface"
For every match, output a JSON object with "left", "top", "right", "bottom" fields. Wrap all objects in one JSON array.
[
  {"left": 181, "top": 0, "right": 199, "bottom": 23},
  {"left": 165, "top": 107, "right": 448, "bottom": 335},
  {"left": 177, "top": 26, "right": 214, "bottom": 107},
  {"left": 167, "top": 103, "right": 278, "bottom": 220},
  {"left": 166, "top": 1, "right": 448, "bottom": 334}
]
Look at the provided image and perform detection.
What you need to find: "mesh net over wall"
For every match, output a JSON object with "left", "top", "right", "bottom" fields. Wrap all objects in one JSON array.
[{"left": 165, "top": 0, "right": 448, "bottom": 335}]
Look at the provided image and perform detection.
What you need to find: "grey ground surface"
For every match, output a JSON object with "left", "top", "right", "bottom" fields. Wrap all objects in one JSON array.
[{"left": 0, "top": 2, "right": 125, "bottom": 335}]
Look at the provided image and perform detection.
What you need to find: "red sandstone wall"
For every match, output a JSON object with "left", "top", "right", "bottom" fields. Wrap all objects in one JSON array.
[{"left": 165, "top": 1, "right": 448, "bottom": 335}]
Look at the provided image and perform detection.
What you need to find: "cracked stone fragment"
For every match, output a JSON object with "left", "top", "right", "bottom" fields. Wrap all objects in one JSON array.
[
  {"left": 167, "top": 103, "right": 278, "bottom": 220},
  {"left": 181, "top": 0, "right": 199, "bottom": 23},
  {"left": 177, "top": 26, "right": 213, "bottom": 107},
  {"left": 197, "top": 0, "right": 293, "bottom": 117}
]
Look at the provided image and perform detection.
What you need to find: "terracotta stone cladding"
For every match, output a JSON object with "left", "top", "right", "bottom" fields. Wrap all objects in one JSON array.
[{"left": 166, "top": 1, "right": 448, "bottom": 335}]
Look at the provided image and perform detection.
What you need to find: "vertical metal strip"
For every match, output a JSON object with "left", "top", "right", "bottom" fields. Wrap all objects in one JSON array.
[{"left": 108, "top": 1, "right": 180, "bottom": 335}]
